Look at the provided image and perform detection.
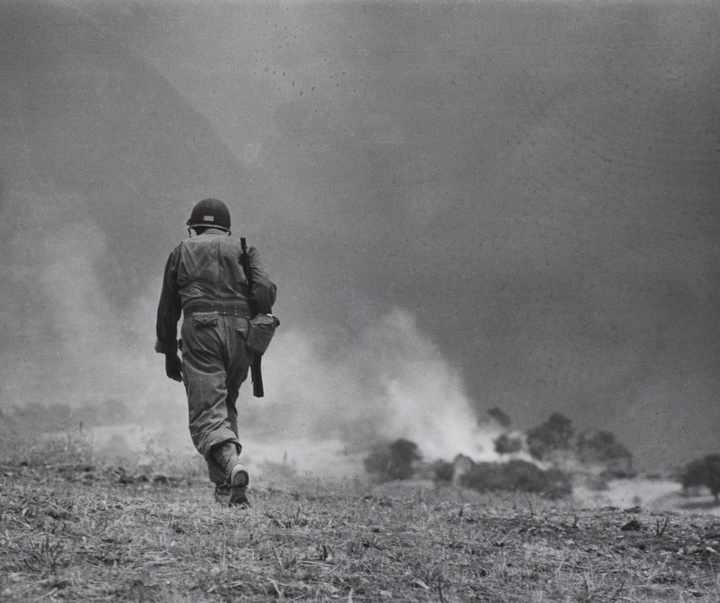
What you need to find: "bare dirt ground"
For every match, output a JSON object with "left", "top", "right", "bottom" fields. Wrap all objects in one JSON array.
[{"left": 2, "top": 450, "right": 720, "bottom": 602}]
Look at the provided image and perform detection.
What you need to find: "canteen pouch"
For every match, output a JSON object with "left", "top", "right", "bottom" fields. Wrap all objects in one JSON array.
[{"left": 246, "top": 314, "right": 280, "bottom": 355}]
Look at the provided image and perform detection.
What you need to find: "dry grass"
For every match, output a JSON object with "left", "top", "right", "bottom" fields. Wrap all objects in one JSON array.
[{"left": 1, "top": 440, "right": 720, "bottom": 602}]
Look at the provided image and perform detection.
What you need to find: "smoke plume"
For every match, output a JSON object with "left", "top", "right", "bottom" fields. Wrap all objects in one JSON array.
[{"left": 256, "top": 308, "right": 506, "bottom": 462}]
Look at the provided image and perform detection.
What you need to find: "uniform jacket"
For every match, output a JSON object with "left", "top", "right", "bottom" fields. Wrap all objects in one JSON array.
[{"left": 155, "top": 232, "right": 276, "bottom": 355}]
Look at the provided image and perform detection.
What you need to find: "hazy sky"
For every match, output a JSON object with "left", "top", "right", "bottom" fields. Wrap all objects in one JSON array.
[{"left": 1, "top": 0, "right": 718, "bottom": 470}]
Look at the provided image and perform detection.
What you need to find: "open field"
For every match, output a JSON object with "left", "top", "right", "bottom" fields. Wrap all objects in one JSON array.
[{"left": 2, "top": 439, "right": 720, "bottom": 603}]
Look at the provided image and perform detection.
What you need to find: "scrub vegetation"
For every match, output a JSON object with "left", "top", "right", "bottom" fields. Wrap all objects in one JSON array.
[{"left": 2, "top": 430, "right": 720, "bottom": 602}]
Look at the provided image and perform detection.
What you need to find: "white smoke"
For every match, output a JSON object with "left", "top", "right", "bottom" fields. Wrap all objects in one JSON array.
[
  {"left": 10, "top": 204, "right": 510, "bottom": 472},
  {"left": 258, "top": 307, "right": 505, "bottom": 464},
  {"left": 40, "top": 222, "right": 153, "bottom": 407},
  {"left": 1, "top": 188, "right": 149, "bottom": 411}
]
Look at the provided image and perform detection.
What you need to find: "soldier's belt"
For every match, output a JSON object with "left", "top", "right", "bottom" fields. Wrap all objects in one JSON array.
[{"left": 183, "top": 301, "right": 250, "bottom": 317}]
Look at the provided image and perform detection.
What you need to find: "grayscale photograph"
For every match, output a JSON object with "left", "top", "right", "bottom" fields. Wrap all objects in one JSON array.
[{"left": 1, "top": 0, "right": 718, "bottom": 600}]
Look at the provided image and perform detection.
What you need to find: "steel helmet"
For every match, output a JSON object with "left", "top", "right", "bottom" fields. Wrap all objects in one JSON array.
[{"left": 187, "top": 198, "right": 231, "bottom": 232}]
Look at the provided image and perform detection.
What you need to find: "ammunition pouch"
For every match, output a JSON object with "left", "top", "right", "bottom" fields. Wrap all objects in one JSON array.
[{"left": 246, "top": 314, "right": 280, "bottom": 355}]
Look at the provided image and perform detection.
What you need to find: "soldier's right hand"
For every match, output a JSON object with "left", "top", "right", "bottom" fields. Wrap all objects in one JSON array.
[{"left": 165, "top": 353, "right": 184, "bottom": 382}]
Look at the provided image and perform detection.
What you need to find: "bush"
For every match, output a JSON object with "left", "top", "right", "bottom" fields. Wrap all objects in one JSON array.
[
  {"left": 363, "top": 438, "right": 422, "bottom": 482},
  {"left": 494, "top": 433, "right": 524, "bottom": 455},
  {"left": 680, "top": 454, "right": 720, "bottom": 501},
  {"left": 431, "top": 459, "right": 455, "bottom": 483},
  {"left": 526, "top": 413, "right": 574, "bottom": 461},
  {"left": 460, "top": 459, "right": 571, "bottom": 499}
]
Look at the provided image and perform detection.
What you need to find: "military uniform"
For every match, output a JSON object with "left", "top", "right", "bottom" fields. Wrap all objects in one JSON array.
[{"left": 156, "top": 199, "right": 276, "bottom": 505}]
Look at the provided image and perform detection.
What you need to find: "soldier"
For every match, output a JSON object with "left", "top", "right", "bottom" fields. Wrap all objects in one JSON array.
[{"left": 155, "top": 198, "right": 277, "bottom": 507}]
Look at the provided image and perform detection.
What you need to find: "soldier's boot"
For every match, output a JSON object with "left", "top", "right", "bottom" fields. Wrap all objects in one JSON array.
[
  {"left": 213, "top": 442, "right": 250, "bottom": 508},
  {"left": 228, "top": 463, "right": 250, "bottom": 508}
]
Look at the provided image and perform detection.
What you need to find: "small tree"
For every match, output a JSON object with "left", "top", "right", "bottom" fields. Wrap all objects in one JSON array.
[
  {"left": 526, "top": 413, "right": 574, "bottom": 461},
  {"left": 681, "top": 454, "right": 720, "bottom": 501},
  {"left": 460, "top": 459, "right": 571, "bottom": 499},
  {"left": 494, "top": 433, "right": 524, "bottom": 455},
  {"left": 431, "top": 459, "right": 455, "bottom": 483},
  {"left": 488, "top": 407, "right": 512, "bottom": 428},
  {"left": 363, "top": 438, "right": 422, "bottom": 482}
]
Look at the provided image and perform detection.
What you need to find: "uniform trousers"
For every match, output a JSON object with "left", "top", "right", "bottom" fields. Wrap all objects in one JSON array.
[{"left": 180, "top": 311, "right": 253, "bottom": 485}]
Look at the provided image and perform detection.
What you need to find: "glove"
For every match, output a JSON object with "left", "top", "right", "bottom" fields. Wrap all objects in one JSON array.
[{"left": 165, "top": 353, "right": 183, "bottom": 382}]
